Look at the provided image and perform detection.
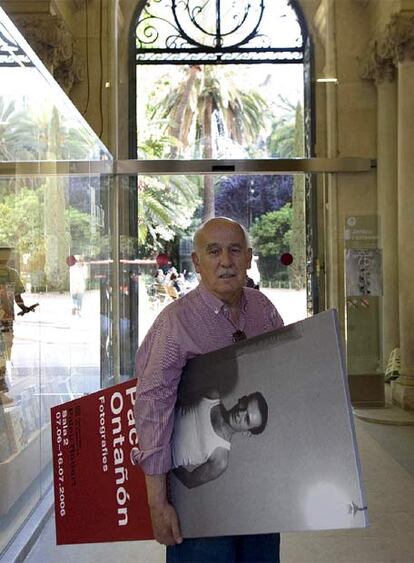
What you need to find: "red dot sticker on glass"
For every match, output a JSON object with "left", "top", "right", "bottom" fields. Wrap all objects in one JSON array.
[
  {"left": 280, "top": 253, "right": 293, "bottom": 266},
  {"left": 156, "top": 253, "right": 170, "bottom": 268},
  {"left": 66, "top": 255, "right": 76, "bottom": 267}
]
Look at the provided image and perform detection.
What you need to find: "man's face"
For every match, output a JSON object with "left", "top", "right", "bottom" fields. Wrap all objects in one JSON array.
[
  {"left": 228, "top": 395, "right": 262, "bottom": 433},
  {"left": 191, "top": 219, "right": 252, "bottom": 303}
]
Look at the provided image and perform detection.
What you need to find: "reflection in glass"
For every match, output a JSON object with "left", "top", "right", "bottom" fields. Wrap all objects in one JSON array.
[
  {"left": 0, "top": 8, "right": 111, "bottom": 163},
  {"left": 0, "top": 8, "right": 113, "bottom": 554},
  {"left": 0, "top": 173, "right": 113, "bottom": 551}
]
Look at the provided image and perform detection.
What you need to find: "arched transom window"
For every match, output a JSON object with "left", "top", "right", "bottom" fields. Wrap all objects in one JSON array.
[{"left": 135, "top": 0, "right": 307, "bottom": 65}]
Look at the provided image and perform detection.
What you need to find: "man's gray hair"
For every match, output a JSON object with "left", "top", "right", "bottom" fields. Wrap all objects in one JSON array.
[{"left": 192, "top": 217, "right": 251, "bottom": 253}]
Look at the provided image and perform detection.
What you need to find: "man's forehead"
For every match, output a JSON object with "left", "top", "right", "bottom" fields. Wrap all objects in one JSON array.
[
  {"left": 205, "top": 241, "right": 244, "bottom": 249},
  {"left": 199, "top": 222, "right": 246, "bottom": 244}
]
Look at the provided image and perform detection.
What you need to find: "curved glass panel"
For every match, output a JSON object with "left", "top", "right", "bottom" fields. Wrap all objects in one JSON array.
[
  {"left": 0, "top": 7, "right": 114, "bottom": 554},
  {"left": 0, "top": 8, "right": 111, "bottom": 162}
]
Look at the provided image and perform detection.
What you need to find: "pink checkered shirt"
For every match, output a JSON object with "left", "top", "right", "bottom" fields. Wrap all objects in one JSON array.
[{"left": 133, "top": 282, "right": 284, "bottom": 475}]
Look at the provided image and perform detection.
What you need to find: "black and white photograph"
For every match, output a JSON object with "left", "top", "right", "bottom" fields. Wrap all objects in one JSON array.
[{"left": 170, "top": 310, "right": 368, "bottom": 538}]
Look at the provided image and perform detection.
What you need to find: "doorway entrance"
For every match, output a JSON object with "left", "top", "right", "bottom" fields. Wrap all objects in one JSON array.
[
  {"left": 134, "top": 171, "right": 307, "bottom": 345},
  {"left": 129, "top": 0, "right": 313, "bottom": 352}
]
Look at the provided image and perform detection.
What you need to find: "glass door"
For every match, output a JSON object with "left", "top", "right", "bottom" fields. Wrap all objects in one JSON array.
[
  {"left": 116, "top": 160, "right": 374, "bottom": 385},
  {"left": 132, "top": 171, "right": 307, "bottom": 345}
]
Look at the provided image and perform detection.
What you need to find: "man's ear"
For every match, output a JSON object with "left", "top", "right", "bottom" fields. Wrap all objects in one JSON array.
[{"left": 192, "top": 251, "right": 201, "bottom": 273}]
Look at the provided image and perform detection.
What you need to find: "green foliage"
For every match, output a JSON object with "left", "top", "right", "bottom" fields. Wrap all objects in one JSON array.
[
  {"left": 144, "top": 65, "right": 272, "bottom": 219},
  {"left": 138, "top": 135, "right": 179, "bottom": 159},
  {"left": 0, "top": 187, "right": 44, "bottom": 260},
  {"left": 136, "top": 136, "right": 200, "bottom": 256},
  {"left": 251, "top": 205, "right": 292, "bottom": 257},
  {"left": 65, "top": 207, "right": 91, "bottom": 245},
  {"left": 151, "top": 65, "right": 269, "bottom": 159},
  {"left": 250, "top": 205, "right": 293, "bottom": 282},
  {"left": 0, "top": 98, "right": 38, "bottom": 161},
  {"left": 0, "top": 183, "right": 111, "bottom": 289},
  {"left": 0, "top": 95, "right": 101, "bottom": 162},
  {"left": 64, "top": 207, "right": 108, "bottom": 258},
  {"left": 289, "top": 102, "right": 306, "bottom": 289},
  {"left": 267, "top": 95, "right": 300, "bottom": 158}
]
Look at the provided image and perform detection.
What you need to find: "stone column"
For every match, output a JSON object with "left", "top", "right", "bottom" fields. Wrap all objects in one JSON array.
[
  {"left": 385, "top": 13, "right": 414, "bottom": 409},
  {"left": 360, "top": 37, "right": 399, "bottom": 378},
  {"left": 394, "top": 57, "right": 414, "bottom": 409},
  {"left": 10, "top": 9, "right": 83, "bottom": 93},
  {"left": 377, "top": 79, "right": 399, "bottom": 370}
]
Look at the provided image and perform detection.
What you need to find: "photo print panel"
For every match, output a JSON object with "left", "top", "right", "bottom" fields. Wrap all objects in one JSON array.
[{"left": 170, "top": 309, "right": 368, "bottom": 537}]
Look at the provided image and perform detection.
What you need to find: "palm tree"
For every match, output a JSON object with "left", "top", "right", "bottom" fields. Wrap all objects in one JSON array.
[
  {"left": 267, "top": 97, "right": 306, "bottom": 289},
  {"left": 137, "top": 137, "right": 200, "bottom": 253},
  {"left": 290, "top": 102, "right": 306, "bottom": 289},
  {"left": 153, "top": 65, "right": 268, "bottom": 220}
]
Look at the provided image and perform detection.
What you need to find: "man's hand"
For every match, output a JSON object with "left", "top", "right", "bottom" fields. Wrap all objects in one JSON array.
[
  {"left": 145, "top": 473, "right": 183, "bottom": 546},
  {"left": 149, "top": 500, "right": 182, "bottom": 546}
]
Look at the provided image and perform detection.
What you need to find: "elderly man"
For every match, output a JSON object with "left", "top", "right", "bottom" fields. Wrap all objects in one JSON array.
[{"left": 134, "top": 217, "right": 284, "bottom": 563}]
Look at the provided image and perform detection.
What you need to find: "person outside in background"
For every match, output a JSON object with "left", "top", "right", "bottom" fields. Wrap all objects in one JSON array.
[
  {"left": 246, "top": 274, "right": 260, "bottom": 289},
  {"left": 133, "top": 217, "right": 284, "bottom": 563},
  {"left": 69, "top": 256, "right": 88, "bottom": 316}
]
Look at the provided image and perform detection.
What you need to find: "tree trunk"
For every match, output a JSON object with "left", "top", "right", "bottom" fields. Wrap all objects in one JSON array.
[
  {"left": 44, "top": 107, "right": 69, "bottom": 290},
  {"left": 290, "top": 103, "right": 306, "bottom": 289},
  {"left": 169, "top": 66, "right": 201, "bottom": 159},
  {"left": 202, "top": 95, "right": 214, "bottom": 221}
]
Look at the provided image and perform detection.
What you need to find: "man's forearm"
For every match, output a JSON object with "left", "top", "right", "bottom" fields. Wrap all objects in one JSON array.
[
  {"left": 145, "top": 473, "right": 169, "bottom": 508},
  {"left": 144, "top": 472, "right": 183, "bottom": 545}
]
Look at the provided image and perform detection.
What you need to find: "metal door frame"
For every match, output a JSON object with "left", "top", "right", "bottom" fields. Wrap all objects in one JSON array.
[
  {"left": 0, "top": 156, "right": 375, "bottom": 382},
  {"left": 0, "top": 157, "right": 374, "bottom": 177}
]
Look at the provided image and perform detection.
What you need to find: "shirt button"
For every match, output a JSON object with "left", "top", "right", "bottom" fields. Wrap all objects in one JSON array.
[{"left": 214, "top": 309, "right": 219, "bottom": 314}]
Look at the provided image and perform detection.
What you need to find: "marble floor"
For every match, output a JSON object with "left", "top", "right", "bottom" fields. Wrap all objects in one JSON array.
[{"left": 19, "top": 394, "right": 414, "bottom": 563}]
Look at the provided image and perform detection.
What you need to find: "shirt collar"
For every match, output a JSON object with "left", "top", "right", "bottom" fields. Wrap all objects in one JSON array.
[{"left": 197, "top": 281, "right": 248, "bottom": 314}]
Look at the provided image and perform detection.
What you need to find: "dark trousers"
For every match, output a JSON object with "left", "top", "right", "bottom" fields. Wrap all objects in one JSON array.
[{"left": 166, "top": 533, "right": 280, "bottom": 563}]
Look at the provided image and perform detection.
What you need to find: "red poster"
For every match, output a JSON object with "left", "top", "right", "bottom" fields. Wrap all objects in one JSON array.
[{"left": 51, "top": 379, "right": 153, "bottom": 544}]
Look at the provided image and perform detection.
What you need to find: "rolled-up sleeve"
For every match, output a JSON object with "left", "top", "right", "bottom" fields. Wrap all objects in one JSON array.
[
  {"left": 269, "top": 305, "right": 284, "bottom": 329},
  {"left": 258, "top": 291, "right": 284, "bottom": 330},
  {"left": 133, "top": 311, "right": 185, "bottom": 475}
]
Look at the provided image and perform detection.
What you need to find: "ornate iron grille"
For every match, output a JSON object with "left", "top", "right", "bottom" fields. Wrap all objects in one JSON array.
[
  {"left": 136, "top": 0, "right": 306, "bottom": 65},
  {"left": 0, "top": 22, "right": 32, "bottom": 67}
]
